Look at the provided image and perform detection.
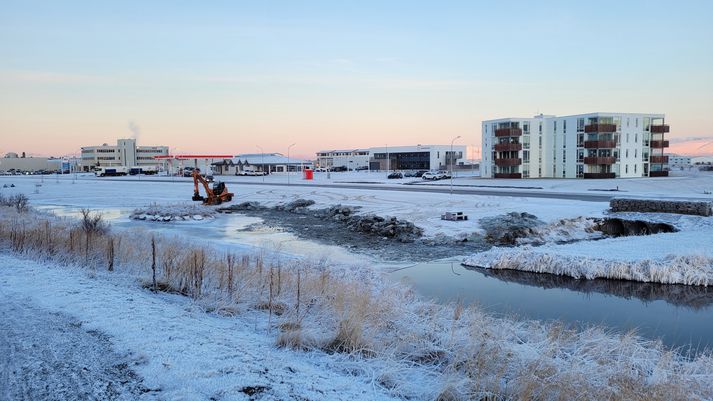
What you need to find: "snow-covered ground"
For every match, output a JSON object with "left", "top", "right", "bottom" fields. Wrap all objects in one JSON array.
[
  {"left": 0, "top": 174, "right": 608, "bottom": 240},
  {"left": 464, "top": 211, "right": 713, "bottom": 286},
  {"left": 0, "top": 253, "right": 401, "bottom": 401},
  {"left": 3, "top": 174, "right": 713, "bottom": 399}
]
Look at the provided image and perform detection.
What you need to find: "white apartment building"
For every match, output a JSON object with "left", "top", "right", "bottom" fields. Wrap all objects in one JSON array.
[
  {"left": 482, "top": 113, "right": 670, "bottom": 179},
  {"left": 80, "top": 139, "right": 168, "bottom": 171},
  {"left": 315, "top": 149, "right": 370, "bottom": 170}
]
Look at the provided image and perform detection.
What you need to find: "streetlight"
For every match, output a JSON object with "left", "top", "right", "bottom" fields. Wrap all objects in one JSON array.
[
  {"left": 287, "top": 143, "right": 296, "bottom": 185},
  {"left": 385, "top": 143, "right": 389, "bottom": 173},
  {"left": 450, "top": 135, "right": 461, "bottom": 195},
  {"left": 256, "top": 145, "right": 265, "bottom": 183}
]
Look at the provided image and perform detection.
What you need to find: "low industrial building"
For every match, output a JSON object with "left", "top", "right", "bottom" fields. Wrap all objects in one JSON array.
[
  {"left": 80, "top": 139, "right": 168, "bottom": 171},
  {"left": 314, "top": 145, "right": 467, "bottom": 171},
  {"left": 666, "top": 154, "right": 692, "bottom": 169},
  {"left": 0, "top": 153, "right": 79, "bottom": 173},
  {"left": 482, "top": 112, "right": 671, "bottom": 179},
  {"left": 211, "top": 153, "right": 313, "bottom": 175}
]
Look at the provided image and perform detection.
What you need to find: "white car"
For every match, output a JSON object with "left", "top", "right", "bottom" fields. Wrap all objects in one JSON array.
[{"left": 421, "top": 171, "right": 440, "bottom": 180}]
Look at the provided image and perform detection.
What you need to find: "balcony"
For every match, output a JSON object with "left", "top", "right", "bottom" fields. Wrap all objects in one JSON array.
[
  {"left": 494, "top": 128, "right": 523, "bottom": 137},
  {"left": 650, "top": 140, "right": 669, "bottom": 148},
  {"left": 650, "top": 155, "right": 669, "bottom": 164},
  {"left": 494, "top": 143, "right": 522, "bottom": 152},
  {"left": 584, "top": 123, "right": 618, "bottom": 133},
  {"left": 650, "top": 124, "right": 670, "bottom": 133},
  {"left": 494, "top": 158, "right": 522, "bottom": 166},
  {"left": 584, "top": 140, "right": 617, "bottom": 149},
  {"left": 649, "top": 171, "right": 669, "bottom": 177},
  {"left": 494, "top": 173, "right": 522, "bottom": 179},
  {"left": 583, "top": 156, "right": 616, "bottom": 165},
  {"left": 583, "top": 172, "right": 616, "bottom": 179}
]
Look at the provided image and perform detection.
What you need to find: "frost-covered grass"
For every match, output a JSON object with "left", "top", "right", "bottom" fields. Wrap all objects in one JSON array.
[
  {"left": 465, "top": 246, "right": 713, "bottom": 286},
  {"left": 1, "top": 205, "right": 712, "bottom": 400}
]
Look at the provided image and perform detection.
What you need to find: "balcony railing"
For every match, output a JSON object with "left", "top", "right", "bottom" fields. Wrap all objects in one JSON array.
[
  {"left": 650, "top": 124, "right": 670, "bottom": 133},
  {"left": 583, "top": 156, "right": 616, "bottom": 165},
  {"left": 649, "top": 171, "right": 669, "bottom": 177},
  {"left": 583, "top": 172, "right": 616, "bottom": 179},
  {"left": 494, "top": 128, "right": 523, "bottom": 137},
  {"left": 494, "top": 143, "right": 523, "bottom": 152},
  {"left": 494, "top": 173, "right": 522, "bottom": 179},
  {"left": 494, "top": 158, "right": 522, "bottom": 166},
  {"left": 650, "top": 155, "right": 669, "bottom": 164},
  {"left": 650, "top": 140, "right": 670, "bottom": 148},
  {"left": 584, "top": 140, "right": 617, "bottom": 149},
  {"left": 584, "top": 124, "right": 618, "bottom": 133}
]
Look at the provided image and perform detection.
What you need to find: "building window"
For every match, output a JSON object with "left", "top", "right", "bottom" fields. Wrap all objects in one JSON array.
[
  {"left": 577, "top": 118, "right": 584, "bottom": 132},
  {"left": 625, "top": 165, "right": 629, "bottom": 174},
  {"left": 635, "top": 118, "right": 639, "bottom": 128},
  {"left": 554, "top": 121, "right": 557, "bottom": 133},
  {"left": 635, "top": 133, "right": 638, "bottom": 143},
  {"left": 634, "top": 164, "right": 637, "bottom": 173},
  {"left": 539, "top": 123, "right": 542, "bottom": 133},
  {"left": 563, "top": 120, "right": 567, "bottom": 133}
]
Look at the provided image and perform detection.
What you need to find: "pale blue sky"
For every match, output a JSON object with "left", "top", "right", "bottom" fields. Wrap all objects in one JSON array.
[{"left": 1, "top": 0, "right": 712, "bottom": 157}]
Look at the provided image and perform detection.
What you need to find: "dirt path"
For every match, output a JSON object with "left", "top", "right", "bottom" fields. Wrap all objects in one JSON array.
[{"left": 0, "top": 297, "right": 149, "bottom": 401}]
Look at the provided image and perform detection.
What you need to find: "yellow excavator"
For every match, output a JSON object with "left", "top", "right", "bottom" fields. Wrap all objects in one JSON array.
[{"left": 191, "top": 169, "right": 234, "bottom": 205}]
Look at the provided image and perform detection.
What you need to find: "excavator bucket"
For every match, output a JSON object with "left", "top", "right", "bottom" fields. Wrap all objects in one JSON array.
[{"left": 192, "top": 191, "right": 205, "bottom": 202}]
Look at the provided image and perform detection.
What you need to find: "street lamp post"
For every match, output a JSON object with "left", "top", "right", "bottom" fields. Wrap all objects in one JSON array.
[
  {"left": 257, "top": 145, "right": 265, "bottom": 183},
  {"left": 450, "top": 135, "right": 461, "bottom": 195},
  {"left": 385, "top": 144, "right": 389, "bottom": 173},
  {"left": 287, "top": 143, "right": 296, "bottom": 185}
]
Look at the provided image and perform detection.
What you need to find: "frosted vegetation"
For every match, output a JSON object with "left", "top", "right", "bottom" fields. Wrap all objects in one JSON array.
[
  {"left": 1, "top": 204, "right": 712, "bottom": 400},
  {"left": 464, "top": 247, "right": 713, "bottom": 286},
  {"left": 129, "top": 203, "right": 216, "bottom": 222}
]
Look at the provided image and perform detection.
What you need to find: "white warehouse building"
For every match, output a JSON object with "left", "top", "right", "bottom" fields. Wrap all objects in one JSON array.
[
  {"left": 482, "top": 112, "right": 671, "bottom": 179},
  {"left": 315, "top": 149, "right": 370, "bottom": 170},
  {"left": 80, "top": 139, "right": 169, "bottom": 171}
]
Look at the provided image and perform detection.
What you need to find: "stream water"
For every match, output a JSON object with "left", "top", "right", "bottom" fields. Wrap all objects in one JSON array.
[{"left": 36, "top": 205, "right": 713, "bottom": 352}]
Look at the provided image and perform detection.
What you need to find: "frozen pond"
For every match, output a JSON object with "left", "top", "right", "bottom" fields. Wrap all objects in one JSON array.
[
  {"left": 393, "top": 261, "right": 713, "bottom": 352},
  {"left": 35, "top": 204, "right": 713, "bottom": 352}
]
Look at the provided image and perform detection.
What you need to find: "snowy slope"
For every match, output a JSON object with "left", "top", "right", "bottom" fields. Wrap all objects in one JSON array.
[{"left": 1, "top": 254, "right": 401, "bottom": 401}]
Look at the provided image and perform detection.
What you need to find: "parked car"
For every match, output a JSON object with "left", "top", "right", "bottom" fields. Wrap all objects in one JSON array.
[
  {"left": 329, "top": 166, "right": 348, "bottom": 172},
  {"left": 421, "top": 171, "right": 441, "bottom": 180},
  {"left": 387, "top": 171, "right": 404, "bottom": 179},
  {"left": 314, "top": 167, "right": 328, "bottom": 172},
  {"left": 355, "top": 166, "right": 369, "bottom": 171},
  {"left": 438, "top": 170, "right": 452, "bottom": 179},
  {"left": 414, "top": 170, "right": 428, "bottom": 177}
]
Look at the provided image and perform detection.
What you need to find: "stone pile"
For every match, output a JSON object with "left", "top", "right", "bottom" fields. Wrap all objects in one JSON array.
[{"left": 610, "top": 198, "right": 713, "bottom": 217}]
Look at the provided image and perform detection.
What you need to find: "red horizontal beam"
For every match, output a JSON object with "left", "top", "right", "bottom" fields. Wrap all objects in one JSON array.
[{"left": 154, "top": 155, "right": 233, "bottom": 159}]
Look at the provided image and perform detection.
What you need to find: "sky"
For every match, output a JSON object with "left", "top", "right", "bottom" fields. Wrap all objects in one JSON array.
[{"left": 1, "top": 0, "right": 712, "bottom": 159}]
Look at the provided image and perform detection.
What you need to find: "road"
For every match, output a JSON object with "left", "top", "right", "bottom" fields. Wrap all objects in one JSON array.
[{"left": 45, "top": 176, "right": 616, "bottom": 202}]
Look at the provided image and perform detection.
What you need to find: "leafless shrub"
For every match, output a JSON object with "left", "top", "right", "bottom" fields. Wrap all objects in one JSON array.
[
  {"left": 0, "top": 193, "right": 29, "bottom": 213},
  {"left": 79, "top": 209, "right": 108, "bottom": 235}
]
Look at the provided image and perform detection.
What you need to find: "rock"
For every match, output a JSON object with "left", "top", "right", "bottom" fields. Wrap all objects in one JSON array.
[
  {"left": 192, "top": 215, "right": 204, "bottom": 221},
  {"left": 479, "top": 212, "right": 546, "bottom": 245}
]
